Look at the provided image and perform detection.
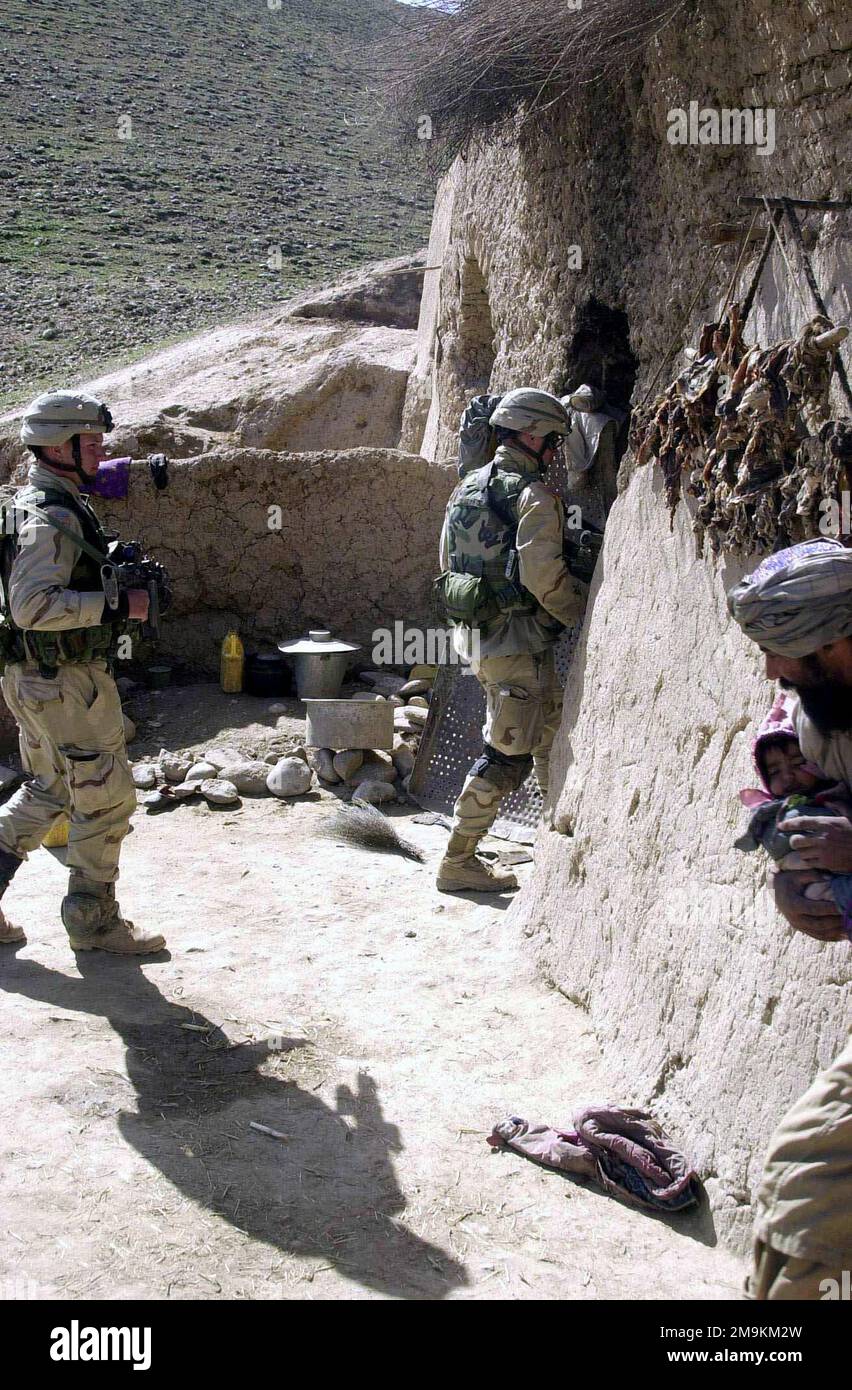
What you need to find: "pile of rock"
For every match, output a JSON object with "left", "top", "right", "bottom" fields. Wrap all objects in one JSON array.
[
  {"left": 306, "top": 666, "right": 435, "bottom": 806},
  {"left": 132, "top": 745, "right": 314, "bottom": 810},
  {"left": 127, "top": 666, "right": 436, "bottom": 814}
]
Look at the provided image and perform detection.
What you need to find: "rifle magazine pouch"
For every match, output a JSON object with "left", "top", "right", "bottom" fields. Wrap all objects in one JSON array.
[{"left": 433, "top": 572, "right": 500, "bottom": 627}]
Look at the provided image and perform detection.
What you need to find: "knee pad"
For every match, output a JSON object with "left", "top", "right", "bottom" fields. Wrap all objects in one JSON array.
[{"left": 470, "top": 743, "right": 533, "bottom": 793}]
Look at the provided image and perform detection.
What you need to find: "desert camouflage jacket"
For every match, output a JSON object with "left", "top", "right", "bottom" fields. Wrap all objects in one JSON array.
[{"left": 6, "top": 464, "right": 110, "bottom": 632}]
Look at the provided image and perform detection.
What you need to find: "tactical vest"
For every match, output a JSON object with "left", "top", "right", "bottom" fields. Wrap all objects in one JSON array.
[
  {"left": 437, "top": 460, "right": 541, "bottom": 631},
  {"left": 0, "top": 486, "right": 118, "bottom": 672}
]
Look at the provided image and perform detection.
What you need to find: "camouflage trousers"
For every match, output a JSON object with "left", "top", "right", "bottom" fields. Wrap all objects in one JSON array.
[
  {"left": 745, "top": 1030, "right": 852, "bottom": 1300},
  {"left": 0, "top": 659, "right": 136, "bottom": 884},
  {"left": 451, "top": 648, "right": 563, "bottom": 839}
]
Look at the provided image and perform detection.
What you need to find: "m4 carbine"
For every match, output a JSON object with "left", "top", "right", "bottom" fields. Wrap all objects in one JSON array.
[
  {"left": 563, "top": 519, "right": 604, "bottom": 584},
  {"left": 101, "top": 540, "right": 172, "bottom": 641}
]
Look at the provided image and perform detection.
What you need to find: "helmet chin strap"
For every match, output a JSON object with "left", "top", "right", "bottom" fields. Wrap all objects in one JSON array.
[
  {"left": 511, "top": 436, "right": 551, "bottom": 467},
  {"left": 48, "top": 435, "right": 92, "bottom": 488}
]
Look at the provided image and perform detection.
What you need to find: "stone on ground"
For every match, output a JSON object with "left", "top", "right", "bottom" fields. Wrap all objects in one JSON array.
[
  {"left": 348, "top": 755, "right": 397, "bottom": 788},
  {"left": 355, "top": 780, "right": 397, "bottom": 805},
  {"left": 333, "top": 750, "right": 363, "bottom": 780},
  {"left": 309, "top": 748, "right": 340, "bottom": 783},
  {"left": 200, "top": 778, "right": 240, "bottom": 805},
  {"left": 159, "top": 751, "right": 192, "bottom": 784},
  {"left": 266, "top": 758, "right": 313, "bottom": 798},
  {"left": 391, "top": 743, "right": 416, "bottom": 778},
  {"left": 185, "top": 761, "right": 219, "bottom": 783},
  {"left": 205, "top": 747, "right": 243, "bottom": 771},
  {"left": 220, "top": 760, "right": 272, "bottom": 796}
]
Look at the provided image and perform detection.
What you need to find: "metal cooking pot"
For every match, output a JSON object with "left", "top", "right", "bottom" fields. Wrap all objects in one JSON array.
[{"left": 277, "top": 629, "right": 361, "bottom": 700}]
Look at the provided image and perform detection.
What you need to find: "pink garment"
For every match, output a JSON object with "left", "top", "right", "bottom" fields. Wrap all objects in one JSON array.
[
  {"left": 740, "top": 690, "right": 825, "bottom": 806},
  {"left": 488, "top": 1104, "right": 701, "bottom": 1212},
  {"left": 488, "top": 1118, "right": 597, "bottom": 1179}
]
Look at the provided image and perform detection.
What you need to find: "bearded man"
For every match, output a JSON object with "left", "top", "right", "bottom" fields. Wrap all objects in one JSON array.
[{"left": 728, "top": 537, "right": 852, "bottom": 1299}]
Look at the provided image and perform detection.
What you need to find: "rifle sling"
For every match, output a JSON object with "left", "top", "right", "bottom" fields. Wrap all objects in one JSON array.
[{"left": 3, "top": 500, "right": 108, "bottom": 566}]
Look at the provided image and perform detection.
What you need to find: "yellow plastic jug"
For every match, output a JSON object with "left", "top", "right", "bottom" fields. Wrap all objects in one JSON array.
[
  {"left": 220, "top": 631, "right": 244, "bottom": 693},
  {"left": 43, "top": 816, "right": 70, "bottom": 848}
]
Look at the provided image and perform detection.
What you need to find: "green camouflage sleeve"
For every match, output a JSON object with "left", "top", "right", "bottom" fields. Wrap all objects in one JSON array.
[
  {"left": 9, "top": 506, "right": 107, "bottom": 631},
  {"left": 516, "top": 481, "right": 584, "bottom": 628}
]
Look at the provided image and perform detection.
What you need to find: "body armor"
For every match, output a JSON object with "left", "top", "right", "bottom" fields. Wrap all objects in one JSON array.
[
  {"left": 0, "top": 485, "right": 121, "bottom": 673},
  {"left": 436, "top": 459, "right": 541, "bottom": 631}
]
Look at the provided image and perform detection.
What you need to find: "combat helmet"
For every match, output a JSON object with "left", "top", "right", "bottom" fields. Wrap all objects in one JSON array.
[
  {"left": 20, "top": 390, "right": 113, "bottom": 484},
  {"left": 489, "top": 388, "right": 571, "bottom": 437}
]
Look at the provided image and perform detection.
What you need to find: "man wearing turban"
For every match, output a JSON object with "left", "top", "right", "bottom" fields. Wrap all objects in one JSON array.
[{"left": 728, "top": 537, "right": 852, "bottom": 1300}]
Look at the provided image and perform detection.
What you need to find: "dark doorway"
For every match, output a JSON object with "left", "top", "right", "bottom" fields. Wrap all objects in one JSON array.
[
  {"left": 560, "top": 298, "right": 637, "bottom": 516},
  {"left": 562, "top": 298, "right": 637, "bottom": 411},
  {"left": 457, "top": 253, "right": 496, "bottom": 394}
]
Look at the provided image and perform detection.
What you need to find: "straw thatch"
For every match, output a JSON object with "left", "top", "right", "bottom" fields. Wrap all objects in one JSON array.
[{"left": 378, "top": 0, "right": 691, "bottom": 169}]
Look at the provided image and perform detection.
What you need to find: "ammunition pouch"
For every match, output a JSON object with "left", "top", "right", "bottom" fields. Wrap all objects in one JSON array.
[
  {"left": 433, "top": 571, "right": 501, "bottom": 629},
  {"left": 24, "top": 624, "right": 119, "bottom": 672},
  {"left": 433, "top": 565, "right": 539, "bottom": 633},
  {"left": 0, "top": 622, "right": 123, "bottom": 678}
]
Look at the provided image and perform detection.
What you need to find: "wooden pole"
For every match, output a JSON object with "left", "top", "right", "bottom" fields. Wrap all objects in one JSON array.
[
  {"left": 782, "top": 198, "right": 852, "bottom": 413},
  {"left": 738, "top": 196, "right": 851, "bottom": 212}
]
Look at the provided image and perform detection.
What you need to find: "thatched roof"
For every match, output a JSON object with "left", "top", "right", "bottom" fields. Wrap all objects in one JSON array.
[{"left": 380, "top": 0, "right": 691, "bottom": 169}]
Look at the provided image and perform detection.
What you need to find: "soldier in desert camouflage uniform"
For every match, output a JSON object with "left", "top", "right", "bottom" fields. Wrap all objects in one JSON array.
[
  {"left": 0, "top": 390, "right": 165, "bottom": 955},
  {"left": 436, "top": 389, "right": 584, "bottom": 893}
]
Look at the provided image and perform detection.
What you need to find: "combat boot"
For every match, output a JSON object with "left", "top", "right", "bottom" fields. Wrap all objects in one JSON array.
[
  {"left": 436, "top": 831, "right": 519, "bottom": 894},
  {"left": 0, "top": 909, "right": 25, "bottom": 945},
  {"left": 61, "top": 874, "right": 166, "bottom": 955},
  {"left": 0, "top": 846, "right": 25, "bottom": 944}
]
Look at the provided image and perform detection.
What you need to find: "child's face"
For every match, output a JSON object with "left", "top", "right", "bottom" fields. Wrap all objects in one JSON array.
[{"left": 763, "top": 741, "right": 822, "bottom": 798}]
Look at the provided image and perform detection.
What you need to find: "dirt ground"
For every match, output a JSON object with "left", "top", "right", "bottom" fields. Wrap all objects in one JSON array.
[{"left": 0, "top": 683, "right": 744, "bottom": 1301}]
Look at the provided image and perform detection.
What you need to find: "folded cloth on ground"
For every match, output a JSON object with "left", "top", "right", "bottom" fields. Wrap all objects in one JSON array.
[{"left": 488, "top": 1104, "right": 702, "bottom": 1213}]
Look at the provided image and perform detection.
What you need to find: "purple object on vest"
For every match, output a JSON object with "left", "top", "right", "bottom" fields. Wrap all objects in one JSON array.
[{"left": 87, "top": 456, "right": 132, "bottom": 500}]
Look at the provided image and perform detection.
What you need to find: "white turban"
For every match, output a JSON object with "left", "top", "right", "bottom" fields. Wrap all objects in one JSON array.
[{"left": 727, "top": 538, "right": 852, "bottom": 657}]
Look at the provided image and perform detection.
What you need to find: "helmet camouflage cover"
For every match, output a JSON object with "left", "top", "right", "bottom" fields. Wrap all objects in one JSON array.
[
  {"left": 489, "top": 388, "right": 571, "bottom": 437},
  {"left": 20, "top": 390, "right": 114, "bottom": 449}
]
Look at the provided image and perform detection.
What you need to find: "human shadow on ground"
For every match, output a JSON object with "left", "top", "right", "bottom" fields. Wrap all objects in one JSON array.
[{"left": 1, "top": 953, "right": 467, "bottom": 1300}]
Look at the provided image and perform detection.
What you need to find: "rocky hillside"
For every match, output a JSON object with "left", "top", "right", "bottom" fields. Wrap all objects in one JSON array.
[{"left": 0, "top": 0, "right": 434, "bottom": 407}]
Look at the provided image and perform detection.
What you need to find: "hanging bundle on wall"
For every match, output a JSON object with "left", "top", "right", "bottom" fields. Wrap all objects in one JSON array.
[{"left": 631, "top": 307, "right": 849, "bottom": 554}]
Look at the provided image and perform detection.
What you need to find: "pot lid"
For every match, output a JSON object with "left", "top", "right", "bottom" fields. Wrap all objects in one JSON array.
[{"left": 277, "top": 628, "right": 361, "bottom": 656}]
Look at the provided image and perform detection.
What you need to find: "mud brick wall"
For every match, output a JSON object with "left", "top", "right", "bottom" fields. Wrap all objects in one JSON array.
[
  {"left": 96, "top": 446, "right": 456, "bottom": 672},
  {"left": 402, "top": 0, "right": 852, "bottom": 1250}
]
